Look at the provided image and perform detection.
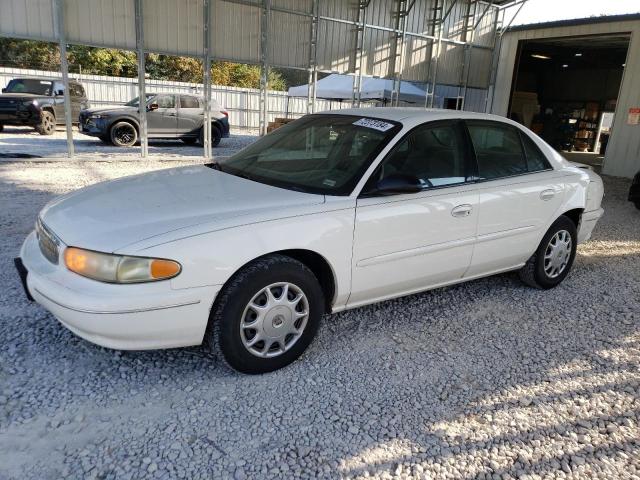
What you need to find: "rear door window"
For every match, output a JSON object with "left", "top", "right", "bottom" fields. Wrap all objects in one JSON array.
[
  {"left": 520, "top": 132, "right": 552, "bottom": 172},
  {"left": 180, "top": 95, "right": 199, "bottom": 109},
  {"left": 466, "top": 122, "right": 527, "bottom": 180}
]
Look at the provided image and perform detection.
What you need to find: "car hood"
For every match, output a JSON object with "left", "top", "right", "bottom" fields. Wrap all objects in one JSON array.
[
  {"left": 82, "top": 105, "right": 137, "bottom": 116},
  {"left": 39, "top": 166, "right": 325, "bottom": 252},
  {"left": 0, "top": 93, "right": 50, "bottom": 101}
]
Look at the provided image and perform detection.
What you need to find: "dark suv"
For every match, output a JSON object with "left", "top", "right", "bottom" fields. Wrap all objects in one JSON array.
[
  {"left": 0, "top": 77, "right": 89, "bottom": 135},
  {"left": 79, "top": 93, "right": 230, "bottom": 147}
]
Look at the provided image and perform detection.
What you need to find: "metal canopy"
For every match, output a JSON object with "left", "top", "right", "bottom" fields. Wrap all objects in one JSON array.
[{"left": 0, "top": 0, "right": 526, "bottom": 158}]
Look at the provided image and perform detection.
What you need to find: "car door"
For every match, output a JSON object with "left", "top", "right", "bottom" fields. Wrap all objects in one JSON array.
[
  {"left": 177, "top": 95, "right": 203, "bottom": 135},
  {"left": 349, "top": 120, "right": 479, "bottom": 307},
  {"left": 463, "top": 120, "right": 566, "bottom": 277},
  {"left": 52, "top": 81, "right": 65, "bottom": 121},
  {"left": 147, "top": 94, "right": 178, "bottom": 136}
]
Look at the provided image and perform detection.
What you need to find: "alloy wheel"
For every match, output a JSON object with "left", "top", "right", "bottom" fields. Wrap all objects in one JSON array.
[{"left": 240, "top": 282, "right": 309, "bottom": 358}]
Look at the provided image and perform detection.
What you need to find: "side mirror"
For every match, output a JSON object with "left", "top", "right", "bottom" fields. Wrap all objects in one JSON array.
[
  {"left": 368, "top": 174, "right": 424, "bottom": 196},
  {"left": 148, "top": 103, "right": 159, "bottom": 111},
  {"left": 55, "top": 89, "right": 64, "bottom": 96}
]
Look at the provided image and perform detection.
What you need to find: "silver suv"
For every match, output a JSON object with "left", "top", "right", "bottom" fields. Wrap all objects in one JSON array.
[{"left": 79, "top": 93, "right": 230, "bottom": 147}]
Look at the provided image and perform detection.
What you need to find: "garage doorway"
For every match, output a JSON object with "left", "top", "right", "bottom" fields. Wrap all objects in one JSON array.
[{"left": 508, "top": 34, "right": 630, "bottom": 163}]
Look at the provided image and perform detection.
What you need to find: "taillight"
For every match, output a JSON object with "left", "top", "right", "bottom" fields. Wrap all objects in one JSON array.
[{"left": 222, "top": 110, "right": 229, "bottom": 118}]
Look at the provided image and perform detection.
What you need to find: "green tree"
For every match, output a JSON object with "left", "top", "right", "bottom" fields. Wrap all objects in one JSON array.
[
  {"left": 0, "top": 38, "right": 59, "bottom": 70},
  {"left": 67, "top": 46, "right": 137, "bottom": 77}
]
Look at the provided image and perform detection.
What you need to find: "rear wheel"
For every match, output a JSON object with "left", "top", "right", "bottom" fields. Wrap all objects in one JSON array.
[
  {"left": 199, "top": 125, "right": 222, "bottom": 147},
  {"left": 207, "top": 254, "right": 324, "bottom": 374},
  {"left": 110, "top": 121, "right": 137, "bottom": 147},
  {"left": 519, "top": 215, "right": 577, "bottom": 289},
  {"left": 36, "top": 111, "right": 56, "bottom": 135}
]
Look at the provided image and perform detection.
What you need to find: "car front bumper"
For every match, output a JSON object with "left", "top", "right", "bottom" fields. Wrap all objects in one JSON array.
[{"left": 18, "top": 231, "right": 219, "bottom": 350}]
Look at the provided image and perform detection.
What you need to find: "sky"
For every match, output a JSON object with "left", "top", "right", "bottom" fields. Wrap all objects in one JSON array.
[{"left": 508, "top": 0, "right": 640, "bottom": 26}]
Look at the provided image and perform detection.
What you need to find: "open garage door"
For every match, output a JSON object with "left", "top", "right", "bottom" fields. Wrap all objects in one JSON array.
[{"left": 508, "top": 34, "right": 630, "bottom": 164}]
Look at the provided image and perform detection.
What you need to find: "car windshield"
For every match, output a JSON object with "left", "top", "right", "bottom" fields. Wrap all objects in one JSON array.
[
  {"left": 4, "top": 79, "right": 53, "bottom": 95},
  {"left": 125, "top": 94, "right": 155, "bottom": 107},
  {"left": 218, "top": 114, "right": 401, "bottom": 195}
]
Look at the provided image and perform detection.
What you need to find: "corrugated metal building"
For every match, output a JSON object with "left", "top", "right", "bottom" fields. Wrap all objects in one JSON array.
[{"left": 490, "top": 14, "right": 640, "bottom": 179}]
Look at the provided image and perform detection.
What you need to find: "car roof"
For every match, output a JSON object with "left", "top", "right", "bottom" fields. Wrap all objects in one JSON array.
[
  {"left": 314, "top": 107, "right": 512, "bottom": 124},
  {"left": 12, "top": 77, "right": 82, "bottom": 84}
]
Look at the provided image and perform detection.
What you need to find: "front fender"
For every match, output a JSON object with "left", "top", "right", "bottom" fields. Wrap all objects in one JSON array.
[{"left": 129, "top": 208, "right": 356, "bottom": 310}]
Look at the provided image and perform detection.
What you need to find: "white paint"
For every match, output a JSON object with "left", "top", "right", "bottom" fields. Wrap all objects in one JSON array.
[{"left": 20, "top": 108, "right": 604, "bottom": 350}]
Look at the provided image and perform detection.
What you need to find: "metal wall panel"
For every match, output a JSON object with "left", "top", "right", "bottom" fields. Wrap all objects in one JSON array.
[
  {"left": 0, "top": 0, "right": 56, "bottom": 41},
  {"left": 316, "top": 18, "right": 354, "bottom": 73},
  {"left": 269, "top": 9, "right": 310, "bottom": 68},
  {"left": 363, "top": 28, "right": 394, "bottom": 77},
  {"left": 491, "top": 18, "right": 640, "bottom": 178},
  {"left": 401, "top": 36, "right": 432, "bottom": 82},
  {"left": 64, "top": 0, "right": 136, "bottom": 50},
  {"left": 211, "top": 0, "right": 261, "bottom": 64},
  {"left": 143, "top": 0, "right": 203, "bottom": 56}
]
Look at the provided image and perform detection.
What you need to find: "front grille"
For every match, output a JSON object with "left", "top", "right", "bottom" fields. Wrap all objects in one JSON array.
[{"left": 36, "top": 218, "right": 60, "bottom": 265}]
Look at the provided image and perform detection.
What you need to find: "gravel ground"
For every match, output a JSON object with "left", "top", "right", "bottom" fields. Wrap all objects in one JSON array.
[
  {"left": 0, "top": 126, "right": 256, "bottom": 161},
  {"left": 0, "top": 161, "right": 639, "bottom": 480}
]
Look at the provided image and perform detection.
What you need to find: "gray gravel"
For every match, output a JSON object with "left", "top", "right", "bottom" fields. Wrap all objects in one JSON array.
[
  {"left": 0, "top": 160, "right": 639, "bottom": 480},
  {"left": 0, "top": 125, "right": 256, "bottom": 161}
]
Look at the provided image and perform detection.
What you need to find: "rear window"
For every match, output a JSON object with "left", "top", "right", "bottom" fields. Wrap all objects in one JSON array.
[{"left": 520, "top": 132, "right": 551, "bottom": 172}]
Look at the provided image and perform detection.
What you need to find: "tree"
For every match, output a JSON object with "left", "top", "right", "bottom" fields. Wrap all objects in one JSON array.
[
  {"left": 67, "top": 46, "right": 137, "bottom": 77},
  {"left": 0, "top": 38, "right": 60, "bottom": 71}
]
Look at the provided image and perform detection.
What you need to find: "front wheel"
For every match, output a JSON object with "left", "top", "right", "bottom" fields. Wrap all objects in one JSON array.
[
  {"left": 519, "top": 215, "right": 577, "bottom": 289},
  {"left": 207, "top": 254, "right": 324, "bottom": 374},
  {"left": 110, "top": 121, "right": 138, "bottom": 147}
]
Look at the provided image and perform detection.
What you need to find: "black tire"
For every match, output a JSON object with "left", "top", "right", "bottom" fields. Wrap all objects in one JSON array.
[
  {"left": 0, "top": 123, "right": 4, "bottom": 133},
  {"left": 199, "top": 125, "right": 222, "bottom": 147},
  {"left": 207, "top": 254, "right": 324, "bottom": 374},
  {"left": 110, "top": 121, "right": 138, "bottom": 147},
  {"left": 181, "top": 137, "right": 198, "bottom": 145},
  {"left": 519, "top": 215, "right": 577, "bottom": 289},
  {"left": 635, "top": 201, "right": 640, "bottom": 211},
  {"left": 36, "top": 111, "right": 56, "bottom": 135}
]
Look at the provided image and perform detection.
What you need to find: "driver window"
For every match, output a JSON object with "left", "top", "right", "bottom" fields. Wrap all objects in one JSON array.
[
  {"left": 375, "top": 122, "right": 468, "bottom": 188},
  {"left": 155, "top": 95, "right": 176, "bottom": 109}
]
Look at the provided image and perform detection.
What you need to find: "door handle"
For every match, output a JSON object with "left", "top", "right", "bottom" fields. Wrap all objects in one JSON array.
[
  {"left": 451, "top": 204, "right": 473, "bottom": 218},
  {"left": 540, "top": 189, "right": 556, "bottom": 201}
]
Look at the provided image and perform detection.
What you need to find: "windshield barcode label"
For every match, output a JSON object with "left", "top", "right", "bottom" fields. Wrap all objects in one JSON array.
[{"left": 353, "top": 118, "right": 395, "bottom": 132}]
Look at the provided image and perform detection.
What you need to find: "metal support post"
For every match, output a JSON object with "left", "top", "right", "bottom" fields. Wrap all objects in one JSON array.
[
  {"left": 203, "top": 0, "right": 212, "bottom": 158},
  {"left": 425, "top": 0, "right": 445, "bottom": 108},
  {"left": 352, "top": 1, "right": 369, "bottom": 108},
  {"left": 53, "top": 0, "right": 74, "bottom": 158},
  {"left": 259, "top": 0, "right": 271, "bottom": 136},
  {"left": 306, "top": 0, "right": 319, "bottom": 114},
  {"left": 458, "top": 0, "right": 480, "bottom": 110},
  {"left": 390, "top": 0, "right": 410, "bottom": 107},
  {"left": 134, "top": 0, "right": 148, "bottom": 157}
]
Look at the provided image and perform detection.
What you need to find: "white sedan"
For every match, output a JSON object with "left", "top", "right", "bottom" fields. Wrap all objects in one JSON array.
[{"left": 17, "top": 109, "right": 604, "bottom": 373}]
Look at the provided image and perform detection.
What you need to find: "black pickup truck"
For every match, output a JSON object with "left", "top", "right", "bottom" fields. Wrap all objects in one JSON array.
[{"left": 0, "top": 77, "right": 89, "bottom": 135}]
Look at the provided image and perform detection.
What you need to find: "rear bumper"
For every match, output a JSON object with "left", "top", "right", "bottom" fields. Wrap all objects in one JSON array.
[
  {"left": 19, "top": 231, "right": 219, "bottom": 350},
  {"left": 578, "top": 208, "right": 604, "bottom": 243}
]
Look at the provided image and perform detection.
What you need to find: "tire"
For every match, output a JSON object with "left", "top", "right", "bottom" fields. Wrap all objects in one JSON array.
[
  {"left": 199, "top": 125, "right": 222, "bottom": 148},
  {"left": 0, "top": 123, "right": 4, "bottom": 133},
  {"left": 519, "top": 215, "right": 577, "bottom": 289},
  {"left": 110, "top": 121, "right": 138, "bottom": 147},
  {"left": 207, "top": 254, "right": 324, "bottom": 374},
  {"left": 181, "top": 137, "right": 198, "bottom": 145},
  {"left": 36, "top": 111, "right": 56, "bottom": 135},
  {"left": 635, "top": 201, "right": 640, "bottom": 211}
]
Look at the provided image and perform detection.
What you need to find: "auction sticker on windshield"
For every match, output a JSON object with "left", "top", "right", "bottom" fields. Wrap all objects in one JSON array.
[{"left": 353, "top": 118, "right": 395, "bottom": 132}]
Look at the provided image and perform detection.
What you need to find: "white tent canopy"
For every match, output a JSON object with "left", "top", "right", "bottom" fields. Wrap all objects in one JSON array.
[{"left": 288, "top": 74, "right": 427, "bottom": 104}]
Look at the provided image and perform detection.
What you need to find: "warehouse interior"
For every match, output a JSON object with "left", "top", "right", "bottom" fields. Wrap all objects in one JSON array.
[{"left": 508, "top": 33, "right": 630, "bottom": 156}]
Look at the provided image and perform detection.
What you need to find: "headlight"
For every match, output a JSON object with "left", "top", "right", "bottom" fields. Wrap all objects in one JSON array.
[
  {"left": 22, "top": 100, "right": 38, "bottom": 107},
  {"left": 64, "top": 247, "right": 181, "bottom": 283}
]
